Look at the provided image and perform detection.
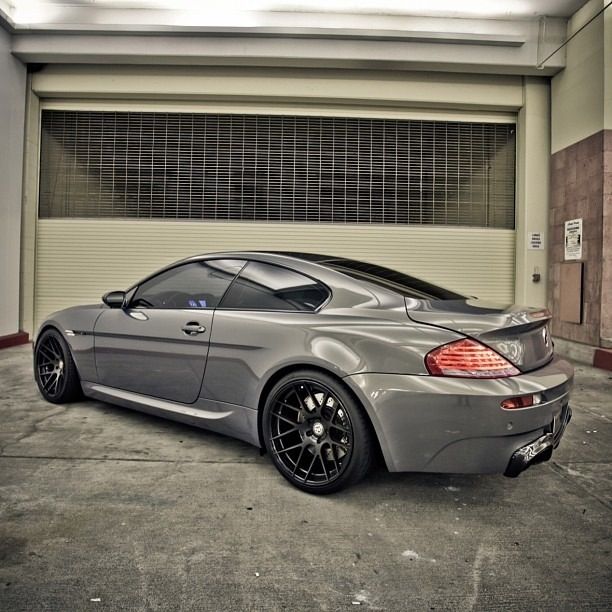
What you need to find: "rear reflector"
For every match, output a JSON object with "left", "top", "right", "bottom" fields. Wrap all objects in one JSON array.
[
  {"left": 426, "top": 338, "right": 520, "bottom": 378},
  {"left": 501, "top": 394, "right": 542, "bottom": 409}
]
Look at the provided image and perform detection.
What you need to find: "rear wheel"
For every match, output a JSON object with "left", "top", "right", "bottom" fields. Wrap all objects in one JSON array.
[
  {"left": 263, "top": 369, "right": 373, "bottom": 494},
  {"left": 34, "top": 328, "right": 82, "bottom": 404}
]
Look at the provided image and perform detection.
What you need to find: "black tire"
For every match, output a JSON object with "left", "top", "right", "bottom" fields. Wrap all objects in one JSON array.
[
  {"left": 34, "top": 328, "right": 82, "bottom": 404},
  {"left": 262, "top": 369, "right": 373, "bottom": 494}
]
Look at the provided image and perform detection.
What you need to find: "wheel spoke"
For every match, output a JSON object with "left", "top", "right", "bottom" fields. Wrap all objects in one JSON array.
[
  {"left": 327, "top": 443, "right": 340, "bottom": 474},
  {"left": 48, "top": 339, "right": 61, "bottom": 359},
  {"left": 38, "top": 363, "right": 51, "bottom": 376},
  {"left": 291, "top": 445, "right": 307, "bottom": 476},
  {"left": 38, "top": 345, "right": 56, "bottom": 362},
  {"left": 272, "top": 411, "right": 299, "bottom": 427},
  {"left": 331, "top": 440, "right": 350, "bottom": 451},
  {"left": 273, "top": 442, "right": 303, "bottom": 456},
  {"left": 326, "top": 404, "right": 338, "bottom": 426},
  {"left": 271, "top": 427, "right": 299, "bottom": 441},
  {"left": 303, "top": 452, "right": 318, "bottom": 483},
  {"left": 48, "top": 373, "right": 60, "bottom": 394},
  {"left": 37, "top": 361, "right": 52, "bottom": 374},
  {"left": 277, "top": 401, "right": 302, "bottom": 415},
  {"left": 320, "top": 392, "right": 330, "bottom": 411},
  {"left": 42, "top": 373, "right": 56, "bottom": 391},
  {"left": 330, "top": 422, "right": 350, "bottom": 434},
  {"left": 319, "top": 451, "right": 330, "bottom": 481},
  {"left": 292, "top": 387, "right": 308, "bottom": 412}
]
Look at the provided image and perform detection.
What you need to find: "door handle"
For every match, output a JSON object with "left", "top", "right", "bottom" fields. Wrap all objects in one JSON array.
[{"left": 182, "top": 322, "right": 206, "bottom": 336}]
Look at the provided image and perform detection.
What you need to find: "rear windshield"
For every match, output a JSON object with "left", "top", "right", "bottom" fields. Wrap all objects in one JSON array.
[
  {"left": 328, "top": 260, "right": 465, "bottom": 300},
  {"left": 271, "top": 253, "right": 465, "bottom": 300}
]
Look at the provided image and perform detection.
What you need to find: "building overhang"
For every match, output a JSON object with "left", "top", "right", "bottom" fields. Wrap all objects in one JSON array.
[{"left": 0, "top": 2, "right": 583, "bottom": 76}]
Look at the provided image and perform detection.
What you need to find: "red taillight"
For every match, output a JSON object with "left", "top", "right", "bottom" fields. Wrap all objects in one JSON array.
[{"left": 425, "top": 338, "right": 520, "bottom": 378}]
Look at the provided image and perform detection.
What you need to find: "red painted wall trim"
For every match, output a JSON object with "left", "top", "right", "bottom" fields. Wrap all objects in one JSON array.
[
  {"left": 593, "top": 349, "right": 612, "bottom": 372},
  {"left": 0, "top": 331, "right": 30, "bottom": 349}
]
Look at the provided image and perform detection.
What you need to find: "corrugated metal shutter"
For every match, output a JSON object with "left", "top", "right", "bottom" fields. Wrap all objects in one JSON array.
[{"left": 39, "top": 110, "right": 515, "bottom": 229}]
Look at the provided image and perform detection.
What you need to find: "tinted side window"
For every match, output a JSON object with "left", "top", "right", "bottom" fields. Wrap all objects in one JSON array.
[
  {"left": 219, "top": 261, "right": 329, "bottom": 311},
  {"left": 131, "top": 259, "right": 245, "bottom": 309}
]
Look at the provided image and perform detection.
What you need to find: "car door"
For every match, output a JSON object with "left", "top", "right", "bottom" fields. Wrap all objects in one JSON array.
[
  {"left": 201, "top": 260, "right": 331, "bottom": 407},
  {"left": 94, "top": 258, "right": 246, "bottom": 404}
]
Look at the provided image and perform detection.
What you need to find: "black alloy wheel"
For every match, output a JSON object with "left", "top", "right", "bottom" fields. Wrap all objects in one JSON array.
[
  {"left": 263, "top": 370, "right": 373, "bottom": 494},
  {"left": 34, "top": 328, "right": 82, "bottom": 404}
]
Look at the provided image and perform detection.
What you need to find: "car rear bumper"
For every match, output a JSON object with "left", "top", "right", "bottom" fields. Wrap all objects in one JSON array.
[
  {"left": 504, "top": 402, "right": 572, "bottom": 477},
  {"left": 344, "top": 355, "right": 574, "bottom": 474}
]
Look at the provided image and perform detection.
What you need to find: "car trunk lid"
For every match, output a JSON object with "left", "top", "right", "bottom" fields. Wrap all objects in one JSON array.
[{"left": 406, "top": 298, "right": 553, "bottom": 372}]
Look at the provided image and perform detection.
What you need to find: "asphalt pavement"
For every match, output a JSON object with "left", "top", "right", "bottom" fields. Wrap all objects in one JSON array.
[{"left": 1, "top": 344, "right": 611, "bottom": 611}]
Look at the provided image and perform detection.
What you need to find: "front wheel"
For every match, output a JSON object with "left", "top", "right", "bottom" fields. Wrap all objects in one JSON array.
[
  {"left": 262, "top": 370, "right": 373, "bottom": 494},
  {"left": 34, "top": 328, "right": 82, "bottom": 404}
]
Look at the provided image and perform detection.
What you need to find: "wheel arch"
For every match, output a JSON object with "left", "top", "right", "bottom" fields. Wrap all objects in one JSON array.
[
  {"left": 255, "top": 363, "right": 384, "bottom": 464},
  {"left": 34, "top": 324, "right": 78, "bottom": 365},
  {"left": 35, "top": 322, "right": 94, "bottom": 386},
  {"left": 34, "top": 322, "right": 66, "bottom": 347}
]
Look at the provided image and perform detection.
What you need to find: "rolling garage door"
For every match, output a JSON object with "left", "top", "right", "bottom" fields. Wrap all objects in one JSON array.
[{"left": 34, "top": 108, "right": 516, "bottom": 328}]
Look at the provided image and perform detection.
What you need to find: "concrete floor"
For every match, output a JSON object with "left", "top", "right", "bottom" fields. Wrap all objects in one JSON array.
[{"left": 0, "top": 344, "right": 610, "bottom": 612}]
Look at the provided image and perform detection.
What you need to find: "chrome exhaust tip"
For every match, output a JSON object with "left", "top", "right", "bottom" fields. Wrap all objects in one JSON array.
[{"left": 504, "top": 433, "right": 554, "bottom": 478}]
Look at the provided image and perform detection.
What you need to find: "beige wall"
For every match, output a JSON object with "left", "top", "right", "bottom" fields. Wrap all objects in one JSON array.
[
  {"left": 515, "top": 77, "right": 550, "bottom": 308},
  {"left": 551, "top": 0, "right": 605, "bottom": 154},
  {"left": 31, "top": 65, "right": 524, "bottom": 111},
  {"left": 606, "top": 5, "right": 612, "bottom": 129},
  {"left": 0, "top": 27, "right": 27, "bottom": 338}
]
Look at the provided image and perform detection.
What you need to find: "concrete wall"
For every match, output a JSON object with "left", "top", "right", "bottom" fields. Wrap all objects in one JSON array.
[{"left": 0, "top": 26, "right": 26, "bottom": 338}]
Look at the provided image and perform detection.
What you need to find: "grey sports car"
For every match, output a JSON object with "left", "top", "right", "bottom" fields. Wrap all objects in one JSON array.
[{"left": 34, "top": 252, "right": 573, "bottom": 493}]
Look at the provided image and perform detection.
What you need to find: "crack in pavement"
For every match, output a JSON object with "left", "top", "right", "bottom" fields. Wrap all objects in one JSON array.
[
  {"left": 571, "top": 404, "right": 612, "bottom": 423},
  {"left": 552, "top": 460, "right": 612, "bottom": 464},
  {"left": 0, "top": 406, "right": 67, "bottom": 456},
  {"left": 549, "top": 461, "right": 612, "bottom": 510}
]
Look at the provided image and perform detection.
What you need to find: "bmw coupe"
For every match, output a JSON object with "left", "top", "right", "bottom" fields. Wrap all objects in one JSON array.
[{"left": 34, "top": 252, "right": 573, "bottom": 493}]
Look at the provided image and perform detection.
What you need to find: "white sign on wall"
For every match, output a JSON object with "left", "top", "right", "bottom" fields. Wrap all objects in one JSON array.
[
  {"left": 528, "top": 232, "right": 544, "bottom": 250},
  {"left": 564, "top": 218, "right": 583, "bottom": 260}
]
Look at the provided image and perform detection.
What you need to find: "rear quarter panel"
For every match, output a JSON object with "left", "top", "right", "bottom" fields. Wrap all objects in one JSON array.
[{"left": 201, "top": 308, "right": 462, "bottom": 409}]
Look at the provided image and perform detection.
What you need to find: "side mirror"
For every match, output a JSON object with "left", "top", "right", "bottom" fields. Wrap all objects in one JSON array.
[{"left": 102, "top": 290, "right": 126, "bottom": 309}]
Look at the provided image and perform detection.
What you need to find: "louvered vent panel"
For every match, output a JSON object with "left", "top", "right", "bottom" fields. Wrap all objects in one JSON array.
[{"left": 39, "top": 110, "right": 516, "bottom": 228}]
